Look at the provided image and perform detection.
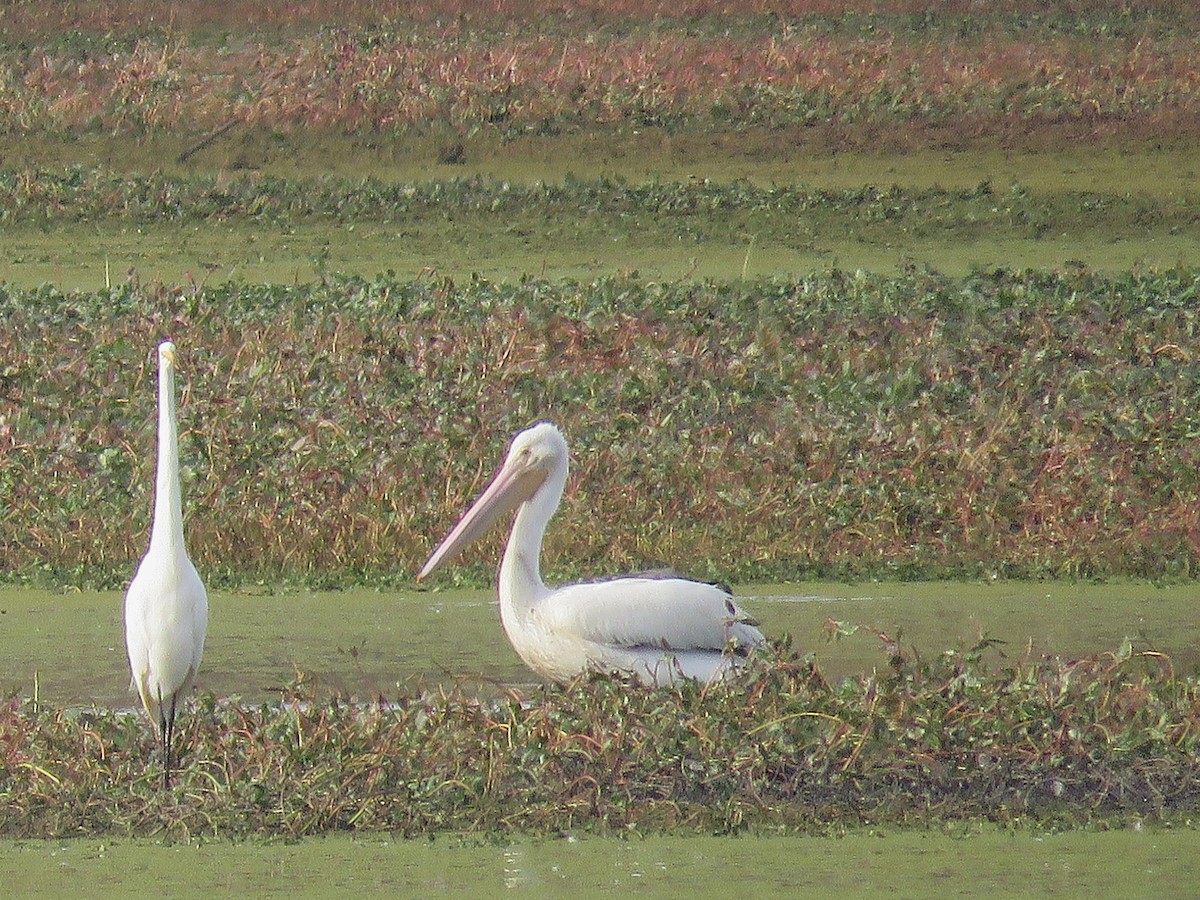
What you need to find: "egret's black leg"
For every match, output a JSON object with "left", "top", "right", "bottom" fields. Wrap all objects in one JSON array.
[
  {"left": 157, "top": 685, "right": 172, "bottom": 790},
  {"left": 164, "top": 693, "right": 179, "bottom": 790}
]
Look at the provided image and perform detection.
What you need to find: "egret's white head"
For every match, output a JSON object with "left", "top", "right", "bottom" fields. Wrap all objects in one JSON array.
[{"left": 158, "top": 340, "right": 177, "bottom": 367}]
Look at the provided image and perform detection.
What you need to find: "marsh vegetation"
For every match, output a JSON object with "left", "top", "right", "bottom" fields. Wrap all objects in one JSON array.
[{"left": 0, "top": 1, "right": 1197, "bottom": 871}]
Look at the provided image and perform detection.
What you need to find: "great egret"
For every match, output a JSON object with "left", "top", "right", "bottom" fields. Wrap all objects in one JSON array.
[
  {"left": 418, "top": 422, "right": 765, "bottom": 685},
  {"left": 123, "top": 340, "right": 208, "bottom": 788}
]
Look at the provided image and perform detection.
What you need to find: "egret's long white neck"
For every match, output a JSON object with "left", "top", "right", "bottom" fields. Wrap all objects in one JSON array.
[
  {"left": 148, "top": 356, "right": 185, "bottom": 556},
  {"left": 498, "top": 457, "right": 567, "bottom": 617}
]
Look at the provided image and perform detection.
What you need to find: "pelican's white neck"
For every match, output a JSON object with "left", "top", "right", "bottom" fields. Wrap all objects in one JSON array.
[
  {"left": 497, "top": 450, "right": 568, "bottom": 617},
  {"left": 148, "top": 351, "right": 186, "bottom": 556}
]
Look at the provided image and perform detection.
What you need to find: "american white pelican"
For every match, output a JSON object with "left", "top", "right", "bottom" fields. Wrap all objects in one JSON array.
[
  {"left": 418, "top": 422, "right": 765, "bottom": 685},
  {"left": 124, "top": 340, "right": 208, "bottom": 788}
]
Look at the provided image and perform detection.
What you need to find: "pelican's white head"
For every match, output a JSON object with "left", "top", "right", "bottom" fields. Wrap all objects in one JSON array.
[
  {"left": 418, "top": 421, "right": 569, "bottom": 580},
  {"left": 505, "top": 421, "right": 567, "bottom": 473}
]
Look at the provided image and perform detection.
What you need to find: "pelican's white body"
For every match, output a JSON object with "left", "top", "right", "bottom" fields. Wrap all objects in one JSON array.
[
  {"left": 420, "top": 422, "right": 764, "bottom": 685},
  {"left": 499, "top": 573, "right": 763, "bottom": 685},
  {"left": 124, "top": 341, "right": 207, "bottom": 741}
]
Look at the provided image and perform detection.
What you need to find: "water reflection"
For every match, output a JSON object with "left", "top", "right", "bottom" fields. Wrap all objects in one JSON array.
[{"left": 502, "top": 846, "right": 527, "bottom": 889}]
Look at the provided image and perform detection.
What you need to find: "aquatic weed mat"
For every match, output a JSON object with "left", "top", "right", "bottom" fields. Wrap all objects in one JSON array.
[
  {"left": 2, "top": 1, "right": 1200, "bottom": 145},
  {"left": 0, "top": 268, "right": 1196, "bottom": 588},
  {"left": 3, "top": 167, "right": 1196, "bottom": 242},
  {"left": 5, "top": 164, "right": 1197, "bottom": 287},
  {"left": 1, "top": 641, "right": 1198, "bottom": 838}
]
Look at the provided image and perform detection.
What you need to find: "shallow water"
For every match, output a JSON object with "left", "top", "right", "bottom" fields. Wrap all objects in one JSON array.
[
  {"left": 7, "top": 219, "right": 1197, "bottom": 291},
  {"left": 1, "top": 132, "right": 1198, "bottom": 288},
  {"left": 1, "top": 828, "right": 1196, "bottom": 896},
  {"left": 5, "top": 130, "right": 1199, "bottom": 199},
  {"left": 1, "top": 581, "right": 1196, "bottom": 708}
]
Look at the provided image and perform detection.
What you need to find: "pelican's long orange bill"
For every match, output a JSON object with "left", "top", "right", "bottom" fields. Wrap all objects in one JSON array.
[{"left": 418, "top": 457, "right": 547, "bottom": 580}]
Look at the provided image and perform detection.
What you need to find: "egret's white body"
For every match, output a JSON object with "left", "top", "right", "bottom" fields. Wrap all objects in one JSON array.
[
  {"left": 419, "top": 422, "right": 765, "bottom": 685},
  {"left": 124, "top": 341, "right": 207, "bottom": 786}
]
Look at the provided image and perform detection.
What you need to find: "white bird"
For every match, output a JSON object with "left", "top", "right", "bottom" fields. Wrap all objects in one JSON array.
[
  {"left": 418, "top": 422, "right": 765, "bottom": 686},
  {"left": 124, "top": 340, "right": 208, "bottom": 788}
]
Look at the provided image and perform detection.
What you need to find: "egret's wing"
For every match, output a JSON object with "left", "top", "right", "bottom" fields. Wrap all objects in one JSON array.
[
  {"left": 182, "top": 559, "right": 209, "bottom": 677},
  {"left": 541, "top": 575, "right": 765, "bottom": 653},
  {"left": 123, "top": 570, "right": 155, "bottom": 709}
]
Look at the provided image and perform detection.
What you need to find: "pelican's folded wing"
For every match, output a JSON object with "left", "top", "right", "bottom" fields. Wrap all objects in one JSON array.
[{"left": 540, "top": 574, "right": 765, "bottom": 653}]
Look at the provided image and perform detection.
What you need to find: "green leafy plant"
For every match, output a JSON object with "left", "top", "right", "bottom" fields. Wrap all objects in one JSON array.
[{"left": 0, "top": 268, "right": 1196, "bottom": 589}]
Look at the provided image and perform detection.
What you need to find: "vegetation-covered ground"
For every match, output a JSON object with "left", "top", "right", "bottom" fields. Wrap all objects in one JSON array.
[
  {"left": 2, "top": 0, "right": 1199, "bottom": 145},
  {"left": 1, "top": 0, "right": 1198, "bottom": 842},
  {"left": 3, "top": 639, "right": 1199, "bottom": 836},
  {"left": 0, "top": 269, "right": 1197, "bottom": 589}
]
